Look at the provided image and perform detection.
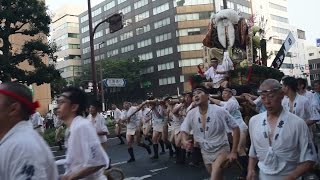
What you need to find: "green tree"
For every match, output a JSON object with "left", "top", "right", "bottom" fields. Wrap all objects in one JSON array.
[
  {"left": 50, "top": 77, "right": 68, "bottom": 98},
  {"left": 0, "top": 0, "right": 61, "bottom": 85},
  {"left": 80, "top": 58, "right": 147, "bottom": 103}
]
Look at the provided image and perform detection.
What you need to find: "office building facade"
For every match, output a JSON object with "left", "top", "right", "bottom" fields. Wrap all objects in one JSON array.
[{"left": 51, "top": 5, "right": 85, "bottom": 85}]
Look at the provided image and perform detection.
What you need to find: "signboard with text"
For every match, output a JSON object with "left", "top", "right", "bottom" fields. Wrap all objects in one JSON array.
[{"left": 103, "top": 78, "right": 126, "bottom": 87}]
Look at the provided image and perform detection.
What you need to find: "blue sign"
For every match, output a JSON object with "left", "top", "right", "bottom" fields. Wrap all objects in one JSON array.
[
  {"left": 316, "top": 39, "right": 320, "bottom": 47},
  {"left": 103, "top": 78, "right": 126, "bottom": 87}
]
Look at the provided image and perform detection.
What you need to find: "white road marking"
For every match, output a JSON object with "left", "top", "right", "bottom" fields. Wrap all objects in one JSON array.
[
  {"left": 149, "top": 167, "right": 168, "bottom": 173},
  {"left": 124, "top": 175, "right": 152, "bottom": 180},
  {"left": 111, "top": 161, "right": 127, "bottom": 166}
]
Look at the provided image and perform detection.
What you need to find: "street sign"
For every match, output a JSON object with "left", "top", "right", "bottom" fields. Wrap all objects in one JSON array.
[{"left": 103, "top": 78, "right": 126, "bottom": 87}]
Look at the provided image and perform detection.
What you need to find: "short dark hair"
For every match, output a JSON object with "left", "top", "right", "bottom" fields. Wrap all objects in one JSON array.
[
  {"left": 282, "top": 76, "right": 298, "bottom": 92},
  {"left": 61, "top": 86, "right": 87, "bottom": 116},
  {"left": 296, "top": 78, "right": 307, "bottom": 89},
  {"left": 90, "top": 100, "right": 102, "bottom": 109},
  {"left": 192, "top": 85, "right": 209, "bottom": 94},
  {"left": 2, "top": 82, "right": 34, "bottom": 120}
]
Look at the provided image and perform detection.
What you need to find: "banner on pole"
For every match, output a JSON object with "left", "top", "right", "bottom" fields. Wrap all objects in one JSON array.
[{"left": 271, "top": 32, "right": 295, "bottom": 69}]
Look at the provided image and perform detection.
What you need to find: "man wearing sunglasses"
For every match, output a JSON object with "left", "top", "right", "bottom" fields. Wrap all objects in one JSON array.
[
  {"left": 57, "top": 87, "right": 109, "bottom": 180},
  {"left": 0, "top": 82, "right": 58, "bottom": 180},
  {"left": 247, "top": 79, "right": 316, "bottom": 180}
]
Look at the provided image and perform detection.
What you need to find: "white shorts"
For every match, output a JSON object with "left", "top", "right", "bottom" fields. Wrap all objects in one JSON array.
[
  {"left": 201, "top": 145, "right": 230, "bottom": 165},
  {"left": 153, "top": 124, "right": 164, "bottom": 133},
  {"left": 126, "top": 128, "right": 137, "bottom": 136}
]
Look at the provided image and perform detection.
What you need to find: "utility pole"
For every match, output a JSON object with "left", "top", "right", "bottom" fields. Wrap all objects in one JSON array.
[
  {"left": 99, "top": 42, "right": 105, "bottom": 111},
  {"left": 87, "top": 0, "right": 98, "bottom": 99},
  {"left": 223, "top": 0, "right": 227, "bottom": 9}
]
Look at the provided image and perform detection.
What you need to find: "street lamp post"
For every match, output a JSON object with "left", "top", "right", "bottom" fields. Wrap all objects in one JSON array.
[
  {"left": 87, "top": 0, "right": 98, "bottom": 99},
  {"left": 99, "top": 42, "right": 105, "bottom": 111}
]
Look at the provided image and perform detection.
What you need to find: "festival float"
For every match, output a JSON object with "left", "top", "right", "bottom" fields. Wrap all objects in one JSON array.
[{"left": 190, "top": 9, "right": 284, "bottom": 95}]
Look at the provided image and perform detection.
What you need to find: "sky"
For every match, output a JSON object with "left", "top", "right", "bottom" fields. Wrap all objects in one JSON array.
[{"left": 46, "top": 0, "right": 319, "bottom": 46}]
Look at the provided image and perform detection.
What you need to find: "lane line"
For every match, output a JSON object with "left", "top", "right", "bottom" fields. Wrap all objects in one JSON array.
[
  {"left": 124, "top": 175, "right": 153, "bottom": 180},
  {"left": 149, "top": 167, "right": 168, "bottom": 173},
  {"left": 111, "top": 161, "right": 127, "bottom": 166}
]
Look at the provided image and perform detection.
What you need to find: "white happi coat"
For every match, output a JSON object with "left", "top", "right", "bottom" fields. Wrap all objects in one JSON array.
[
  {"left": 140, "top": 107, "right": 152, "bottom": 128},
  {"left": 123, "top": 106, "right": 140, "bottom": 130},
  {"left": 204, "top": 65, "right": 227, "bottom": 83},
  {"left": 113, "top": 108, "right": 122, "bottom": 123},
  {"left": 181, "top": 103, "right": 238, "bottom": 153},
  {"left": 87, "top": 113, "right": 109, "bottom": 143},
  {"left": 249, "top": 110, "right": 317, "bottom": 179},
  {"left": 64, "top": 116, "right": 109, "bottom": 180},
  {"left": 300, "top": 90, "right": 314, "bottom": 103},
  {"left": 282, "top": 94, "right": 313, "bottom": 121},
  {"left": 220, "top": 96, "right": 248, "bottom": 132},
  {"left": 151, "top": 105, "right": 165, "bottom": 127},
  {"left": 0, "top": 121, "right": 58, "bottom": 180}
]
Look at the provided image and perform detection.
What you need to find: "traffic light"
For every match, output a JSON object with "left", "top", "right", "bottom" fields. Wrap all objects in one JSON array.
[{"left": 107, "top": 13, "right": 123, "bottom": 33}]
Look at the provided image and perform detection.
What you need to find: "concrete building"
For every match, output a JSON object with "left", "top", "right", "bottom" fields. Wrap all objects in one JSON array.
[
  {"left": 51, "top": 5, "right": 85, "bottom": 85},
  {"left": 308, "top": 46, "right": 320, "bottom": 85},
  {"left": 79, "top": 0, "right": 252, "bottom": 97}
]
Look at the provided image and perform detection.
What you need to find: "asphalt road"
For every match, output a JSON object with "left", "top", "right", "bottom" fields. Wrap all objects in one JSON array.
[{"left": 51, "top": 137, "right": 243, "bottom": 180}]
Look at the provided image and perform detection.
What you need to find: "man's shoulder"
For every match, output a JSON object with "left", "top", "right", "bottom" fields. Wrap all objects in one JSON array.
[
  {"left": 249, "top": 112, "right": 265, "bottom": 126},
  {"left": 72, "top": 116, "right": 92, "bottom": 129}
]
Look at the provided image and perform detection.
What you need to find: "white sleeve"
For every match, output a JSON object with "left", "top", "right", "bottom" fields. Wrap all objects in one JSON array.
[
  {"left": 220, "top": 100, "right": 237, "bottom": 113},
  {"left": 222, "top": 109, "right": 238, "bottom": 129},
  {"left": 253, "top": 96, "right": 262, "bottom": 106},
  {"left": 76, "top": 124, "right": 109, "bottom": 168},
  {"left": 248, "top": 117, "right": 257, "bottom": 158},
  {"left": 298, "top": 120, "right": 317, "bottom": 162},
  {"left": 99, "top": 116, "right": 109, "bottom": 133},
  {"left": 204, "top": 68, "right": 211, "bottom": 80},
  {"left": 180, "top": 110, "right": 193, "bottom": 134}
]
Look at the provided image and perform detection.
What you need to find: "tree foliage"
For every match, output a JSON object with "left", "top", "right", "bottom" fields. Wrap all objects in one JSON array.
[
  {"left": 79, "top": 58, "right": 147, "bottom": 104},
  {"left": 0, "top": 0, "right": 61, "bottom": 85}
]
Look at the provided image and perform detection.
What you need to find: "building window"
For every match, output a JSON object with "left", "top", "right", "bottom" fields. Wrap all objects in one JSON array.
[
  {"left": 155, "top": 33, "right": 171, "bottom": 43},
  {"left": 104, "top": 1, "right": 115, "bottom": 11},
  {"left": 156, "top": 47, "right": 173, "bottom": 57},
  {"left": 180, "top": 75, "right": 185, "bottom": 82},
  {"left": 140, "top": 66, "right": 154, "bottom": 74},
  {"left": 107, "top": 49, "right": 119, "bottom": 57},
  {"left": 121, "top": 44, "right": 135, "bottom": 53},
  {"left": 135, "top": 11, "right": 149, "bottom": 22},
  {"left": 92, "top": 19, "right": 102, "bottom": 28},
  {"left": 309, "top": 53, "right": 314, "bottom": 56},
  {"left": 176, "top": 28, "right": 201, "bottom": 37},
  {"left": 93, "top": 30, "right": 103, "bottom": 39},
  {"left": 92, "top": 8, "right": 102, "bottom": 17},
  {"left": 270, "top": 14, "right": 289, "bottom": 23},
  {"left": 119, "top": 6, "right": 131, "bottom": 15},
  {"left": 236, "top": 4, "right": 251, "bottom": 14},
  {"left": 81, "top": 36, "right": 90, "bottom": 43},
  {"left": 106, "top": 37, "right": 118, "bottom": 46},
  {"left": 177, "top": 43, "right": 202, "bottom": 52},
  {"left": 158, "top": 61, "right": 174, "bottom": 71},
  {"left": 94, "top": 43, "right": 105, "bottom": 50},
  {"left": 137, "top": 39, "right": 152, "bottom": 48},
  {"left": 82, "top": 47, "right": 90, "bottom": 54},
  {"left": 281, "top": 63, "right": 293, "bottom": 69},
  {"left": 81, "top": 25, "right": 89, "bottom": 33},
  {"left": 134, "top": 0, "right": 148, "bottom": 9},
  {"left": 153, "top": 3, "right": 169, "bottom": 15},
  {"left": 272, "top": 27, "right": 289, "bottom": 34},
  {"left": 138, "top": 52, "right": 153, "bottom": 61},
  {"left": 154, "top": 17, "right": 170, "bottom": 29},
  {"left": 159, "top": 76, "right": 176, "bottom": 86},
  {"left": 136, "top": 24, "right": 150, "bottom": 35},
  {"left": 118, "top": 0, "right": 126, "bottom": 4},
  {"left": 179, "top": 58, "right": 203, "bottom": 67},
  {"left": 120, "top": 31, "right": 133, "bottom": 41},
  {"left": 273, "top": 38, "right": 284, "bottom": 45},
  {"left": 176, "top": 0, "right": 213, "bottom": 6},
  {"left": 123, "top": 19, "right": 132, "bottom": 27},
  {"left": 61, "top": 44, "right": 80, "bottom": 50},
  {"left": 175, "top": 12, "right": 211, "bottom": 22},
  {"left": 269, "top": 2, "right": 287, "bottom": 12},
  {"left": 80, "top": 15, "right": 88, "bottom": 23}
]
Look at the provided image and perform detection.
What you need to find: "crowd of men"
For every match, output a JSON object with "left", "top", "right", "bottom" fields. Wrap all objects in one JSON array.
[{"left": 0, "top": 75, "right": 319, "bottom": 179}]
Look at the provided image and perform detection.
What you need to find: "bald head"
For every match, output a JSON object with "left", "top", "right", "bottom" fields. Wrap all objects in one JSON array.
[{"left": 259, "top": 79, "right": 281, "bottom": 91}]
